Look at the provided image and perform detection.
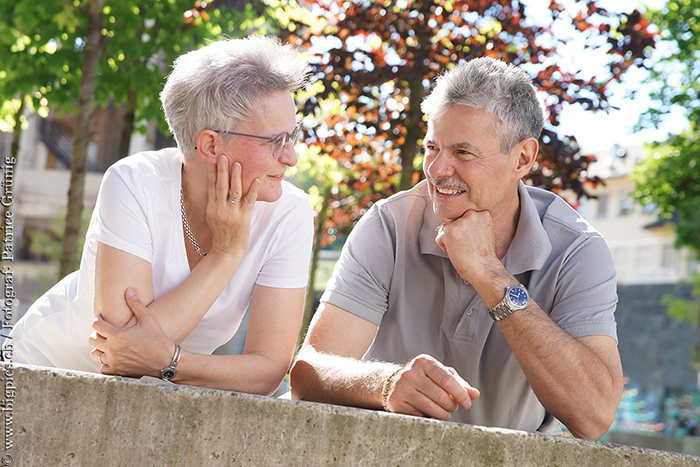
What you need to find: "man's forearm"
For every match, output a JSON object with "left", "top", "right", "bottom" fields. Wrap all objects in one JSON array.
[
  {"left": 497, "top": 305, "right": 623, "bottom": 439},
  {"left": 290, "top": 349, "right": 398, "bottom": 409}
]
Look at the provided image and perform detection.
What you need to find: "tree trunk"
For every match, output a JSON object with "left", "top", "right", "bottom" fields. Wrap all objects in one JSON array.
[
  {"left": 398, "top": 79, "right": 425, "bottom": 191},
  {"left": 299, "top": 185, "right": 332, "bottom": 347},
  {"left": 2, "top": 98, "right": 25, "bottom": 232},
  {"left": 58, "top": 0, "right": 108, "bottom": 279},
  {"left": 119, "top": 88, "right": 138, "bottom": 159}
]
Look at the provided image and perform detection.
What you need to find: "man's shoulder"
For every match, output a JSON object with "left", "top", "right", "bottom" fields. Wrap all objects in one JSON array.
[
  {"left": 525, "top": 185, "right": 600, "bottom": 239},
  {"left": 373, "top": 180, "right": 431, "bottom": 216}
]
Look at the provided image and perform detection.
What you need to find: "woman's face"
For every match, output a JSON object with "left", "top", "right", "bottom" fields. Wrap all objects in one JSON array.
[{"left": 222, "top": 91, "right": 299, "bottom": 203}]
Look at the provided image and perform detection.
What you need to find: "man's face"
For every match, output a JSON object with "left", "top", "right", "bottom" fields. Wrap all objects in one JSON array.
[
  {"left": 422, "top": 105, "right": 522, "bottom": 222},
  {"left": 222, "top": 91, "right": 299, "bottom": 203}
]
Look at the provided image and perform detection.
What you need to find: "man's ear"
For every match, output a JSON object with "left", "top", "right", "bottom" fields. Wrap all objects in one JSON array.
[
  {"left": 515, "top": 137, "right": 539, "bottom": 175},
  {"left": 195, "top": 130, "right": 221, "bottom": 164}
]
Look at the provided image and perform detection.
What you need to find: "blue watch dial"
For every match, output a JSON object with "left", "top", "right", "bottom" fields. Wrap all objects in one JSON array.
[{"left": 507, "top": 285, "right": 529, "bottom": 308}]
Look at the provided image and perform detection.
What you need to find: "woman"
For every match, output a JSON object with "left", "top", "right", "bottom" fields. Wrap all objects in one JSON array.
[{"left": 10, "top": 36, "right": 314, "bottom": 395}]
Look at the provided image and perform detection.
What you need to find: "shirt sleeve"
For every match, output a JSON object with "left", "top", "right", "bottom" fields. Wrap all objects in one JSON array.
[
  {"left": 549, "top": 235, "right": 618, "bottom": 341},
  {"left": 86, "top": 166, "right": 153, "bottom": 263},
  {"left": 320, "top": 204, "right": 396, "bottom": 326},
  {"left": 255, "top": 197, "right": 314, "bottom": 289}
]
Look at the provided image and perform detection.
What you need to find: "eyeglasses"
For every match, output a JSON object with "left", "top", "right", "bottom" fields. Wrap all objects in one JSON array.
[{"left": 213, "top": 123, "right": 303, "bottom": 159}]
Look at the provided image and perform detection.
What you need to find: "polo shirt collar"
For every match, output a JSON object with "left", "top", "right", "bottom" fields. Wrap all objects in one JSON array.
[{"left": 419, "top": 180, "right": 552, "bottom": 274}]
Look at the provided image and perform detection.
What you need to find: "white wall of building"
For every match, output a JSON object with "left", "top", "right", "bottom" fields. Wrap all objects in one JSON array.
[{"left": 577, "top": 145, "right": 698, "bottom": 285}]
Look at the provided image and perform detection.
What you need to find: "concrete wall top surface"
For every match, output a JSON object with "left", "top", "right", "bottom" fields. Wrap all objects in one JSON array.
[{"left": 3, "top": 363, "right": 699, "bottom": 467}]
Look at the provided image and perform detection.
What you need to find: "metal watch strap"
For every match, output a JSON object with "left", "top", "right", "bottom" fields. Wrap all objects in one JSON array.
[
  {"left": 160, "top": 344, "right": 182, "bottom": 381},
  {"left": 488, "top": 301, "right": 515, "bottom": 321},
  {"left": 487, "top": 284, "right": 530, "bottom": 321}
]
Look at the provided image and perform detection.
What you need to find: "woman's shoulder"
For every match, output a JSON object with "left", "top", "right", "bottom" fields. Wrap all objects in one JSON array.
[
  {"left": 252, "top": 181, "right": 312, "bottom": 226},
  {"left": 106, "top": 147, "right": 182, "bottom": 184},
  {"left": 281, "top": 180, "right": 311, "bottom": 205}
]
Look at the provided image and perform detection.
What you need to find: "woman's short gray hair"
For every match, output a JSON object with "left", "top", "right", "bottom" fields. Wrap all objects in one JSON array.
[
  {"left": 421, "top": 57, "right": 544, "bottom": 154},
  {"left": 160, "top": 35, "right": 311, "bottom": 158}
]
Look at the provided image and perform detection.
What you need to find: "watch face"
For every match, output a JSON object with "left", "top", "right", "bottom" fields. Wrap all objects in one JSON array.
[
  {"left": 161, "top": 369, "right": 176, "bottom": 380},
  {"left": 507, "top": 285, "right": 529, "bottom": 309}
]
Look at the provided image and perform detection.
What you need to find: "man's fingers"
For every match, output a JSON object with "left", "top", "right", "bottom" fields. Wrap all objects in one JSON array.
[
  {"left": 391, "top": 386, "right": 453, "bottom": 421},
  {"left": 418, "top": 356, "right": 477, "bottom": 410}
]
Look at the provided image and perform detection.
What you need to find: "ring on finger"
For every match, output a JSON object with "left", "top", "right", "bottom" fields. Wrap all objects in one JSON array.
[
  {"left": 98, "top": 353, "right": 104, "bottom": 365},
  {"left": 228, "top": 195, "right": 241, "bottom": 204}
]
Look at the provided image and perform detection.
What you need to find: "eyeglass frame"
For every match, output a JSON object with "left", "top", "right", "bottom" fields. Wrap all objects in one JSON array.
[{"left": 212, "top": 123, "right": 303, "bottom": 159}]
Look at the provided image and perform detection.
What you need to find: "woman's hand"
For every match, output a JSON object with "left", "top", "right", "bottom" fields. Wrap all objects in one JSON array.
[
  {"left": 206, "top": 156, "right": 260, "bottom": 259},
  {"left": 90, "top": 288, "right": 175, "bottom": 378}
]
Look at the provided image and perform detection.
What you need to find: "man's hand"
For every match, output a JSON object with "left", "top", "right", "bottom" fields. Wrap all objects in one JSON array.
[
  {"left": 435, "top": 210, "right": 503, "bottom": 285},
  {"left": 384, "top": 354, "right": 480, "bottom": 421},
  {"left": 89, "top": 288, "right": 175, "bottom": 378}
]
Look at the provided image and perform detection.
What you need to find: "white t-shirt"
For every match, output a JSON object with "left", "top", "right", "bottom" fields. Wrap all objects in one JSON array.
[{"left": 10, "top": 148, "right": 314, "bottom": 372}]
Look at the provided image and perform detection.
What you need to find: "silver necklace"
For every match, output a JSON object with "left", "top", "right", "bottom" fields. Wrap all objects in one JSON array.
[{"left": 180, "top": 188, "right": 206, "bottom": 256}]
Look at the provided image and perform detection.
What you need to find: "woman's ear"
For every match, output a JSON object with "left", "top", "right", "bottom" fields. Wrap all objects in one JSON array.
[
  {"left": 195, "top": 130, "right": 221, "bottom": 164},
  {"left": 515, "top": 137, "right": 539, "bottom": 175}
]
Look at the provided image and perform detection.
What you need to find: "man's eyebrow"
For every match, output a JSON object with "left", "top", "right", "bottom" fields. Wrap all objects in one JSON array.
[
  {"left": 424, "top": 138, "right": 482, "bottom": 153},
  {"left": 452, "top": 141, "right": 480, "bottom": 152}
]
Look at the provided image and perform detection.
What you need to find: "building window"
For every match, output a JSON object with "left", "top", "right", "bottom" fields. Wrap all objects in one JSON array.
[
  {"left": 661, "top": 244, "right": 675, "bottom": 270},
  {"left": 642, "top": 201, "right": 657, "bottom": 214},
  {"left": 619, "top": 191, "right": 634, "bottom": 216},
  {"left": 596, "top": 194, "right": 608, "bottom": 218},
  {"left": 636, "top": 246, "right": 650, "bottom": 270}
]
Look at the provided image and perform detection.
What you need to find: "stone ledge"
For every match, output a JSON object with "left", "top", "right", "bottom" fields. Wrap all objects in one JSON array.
[{"left": 3, "top": 364, "right": 700, "bottom": 466}]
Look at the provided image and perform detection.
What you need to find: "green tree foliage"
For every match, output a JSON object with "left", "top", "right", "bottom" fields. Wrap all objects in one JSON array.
[
  {"left": 633, "top": 141, "right": 700, "bottom": 256},
  {"left": 640, "top": 0, "right": 700, "bottom": 132},
  {"left": 95, "top": 0, "right": 272, "bottom": 157}
]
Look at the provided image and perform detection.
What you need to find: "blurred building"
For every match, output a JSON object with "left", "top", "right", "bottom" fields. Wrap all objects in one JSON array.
[{"left": 574, "top": 144, "right": 699, "bottom": 285}]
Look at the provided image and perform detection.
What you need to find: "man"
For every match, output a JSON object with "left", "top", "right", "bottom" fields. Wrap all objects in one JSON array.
[{"left": 290, "top": 57, "right": 623, "bottom": 440}]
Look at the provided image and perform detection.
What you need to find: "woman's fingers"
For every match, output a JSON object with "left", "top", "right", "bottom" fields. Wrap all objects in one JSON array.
[
  {"left": 216, "top": 155, "right": 229, "bottom": 201},
  {"left": 228, "top": 161, "right": 243, "bottom": 202},
  {"left": 243, "top": 178, "right": 260, "bottom": 206}
]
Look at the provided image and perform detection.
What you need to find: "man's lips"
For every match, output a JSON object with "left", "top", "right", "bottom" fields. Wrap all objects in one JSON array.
[
  {"left": 434, "top": 185, "right": 466, "bottom": 195},
  {"left": 430, "top": 177, "right": 468, "bottom": 196}
]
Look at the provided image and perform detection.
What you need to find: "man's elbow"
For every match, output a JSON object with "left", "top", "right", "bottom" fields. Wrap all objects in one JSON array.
[{"left": 567, "top": 399, "right": 619, "bottom": 440}]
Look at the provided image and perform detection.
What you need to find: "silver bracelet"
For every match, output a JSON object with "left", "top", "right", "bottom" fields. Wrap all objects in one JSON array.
[{"left": 160, "top": 344, "right": 182, "bottom": 381}]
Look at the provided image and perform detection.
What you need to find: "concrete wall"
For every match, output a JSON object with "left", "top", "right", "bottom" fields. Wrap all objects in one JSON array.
[{"left": 3, "top": 364, "right": 699, "bottom": 467}]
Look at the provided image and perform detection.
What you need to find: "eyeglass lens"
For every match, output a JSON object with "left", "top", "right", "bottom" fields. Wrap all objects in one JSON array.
[{"left": 272, "top": 125, "right": 302, "bottom": 158}]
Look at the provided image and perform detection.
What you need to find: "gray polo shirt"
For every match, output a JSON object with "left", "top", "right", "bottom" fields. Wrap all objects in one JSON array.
[{"left": 321, "top": 180, "right": 617, "bottom": 434}]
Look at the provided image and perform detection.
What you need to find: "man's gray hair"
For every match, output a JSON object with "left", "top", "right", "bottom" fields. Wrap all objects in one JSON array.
[
  {"left": 421, "top": 57, "right": 544, "bottom": 153},
  {"left": 160, "top": 35, "right": 311, "bottom": 158}
]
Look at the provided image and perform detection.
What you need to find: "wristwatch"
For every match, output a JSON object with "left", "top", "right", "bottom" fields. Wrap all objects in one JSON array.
[
  {"left": 488, "top": 284, "right": 530, "bottom": 321},
  {"left": 160, "top": 344, "right": 182, "bottom": 381}
]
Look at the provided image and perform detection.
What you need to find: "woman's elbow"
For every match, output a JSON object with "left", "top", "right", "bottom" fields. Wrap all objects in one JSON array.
[{"left": 289, "top": 357, "right": 314, "bottom": 401}]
